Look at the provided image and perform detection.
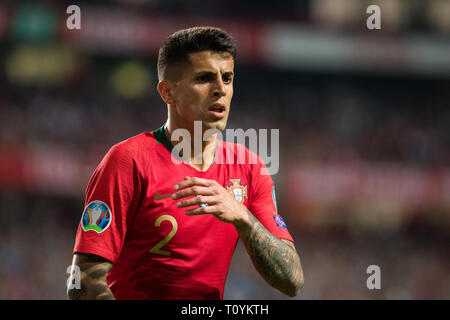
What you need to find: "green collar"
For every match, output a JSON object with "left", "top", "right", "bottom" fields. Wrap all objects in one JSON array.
[{"left": 153, "top": 125, "right": 173, "bottom": 152}]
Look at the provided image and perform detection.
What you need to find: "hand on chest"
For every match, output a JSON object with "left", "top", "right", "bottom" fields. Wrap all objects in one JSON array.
[{"left": 135, "top": 173, "right": 249, "bottom": 257}]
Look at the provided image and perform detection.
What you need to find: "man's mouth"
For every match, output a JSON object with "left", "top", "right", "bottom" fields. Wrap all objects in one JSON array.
[{"left": 208, "top": 103, "right": 226, "bottom": 119}]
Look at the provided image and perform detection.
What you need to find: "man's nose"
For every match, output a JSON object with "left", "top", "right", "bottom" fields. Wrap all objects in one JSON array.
[{"left": 213, "top": 78, "right": 226, "bottom": 97}]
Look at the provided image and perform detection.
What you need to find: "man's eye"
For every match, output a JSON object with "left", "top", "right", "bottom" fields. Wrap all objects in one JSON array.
[
  {"left": 223, "top": 77, "right": 232, "bottom": 84},
  {"left": 198, "top": 75, "right": 209, "bottom": 82}
]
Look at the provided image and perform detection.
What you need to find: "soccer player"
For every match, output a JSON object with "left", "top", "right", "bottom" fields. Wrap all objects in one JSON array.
[{"left": 67, "top": 26, "right": 304, "bottom": 300}]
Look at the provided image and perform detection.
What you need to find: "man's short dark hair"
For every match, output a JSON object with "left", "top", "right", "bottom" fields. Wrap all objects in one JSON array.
[{"left": 157, "top": 26, "right": 237, "bottom": 81}]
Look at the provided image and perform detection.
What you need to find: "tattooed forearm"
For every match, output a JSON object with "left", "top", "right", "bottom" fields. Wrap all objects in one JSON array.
[
  {"left": 235, "top": 210, "right": 304, "bottom": 297},
  {"left": 67, "top": 253, "right": 115, "bottom": 300}
]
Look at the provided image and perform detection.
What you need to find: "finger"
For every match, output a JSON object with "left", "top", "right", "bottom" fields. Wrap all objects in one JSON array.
[
  {"left": 176, "top": 195, "right": 217, "bottom": 208},
  {"left": 185, "top": 205, "right": 216, "bottom": 216},
  {"left": 174, "top": 176, "right": 215, "bottom": 191},
  {"left": 171, "top": 186, "right": 214, "bottom": 200},
  {"left": 174, "top": 176, "right": 213, "bottom": 190}
]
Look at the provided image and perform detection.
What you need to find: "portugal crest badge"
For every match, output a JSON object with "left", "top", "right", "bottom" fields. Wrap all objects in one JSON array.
[{"left": 226, "top": 179, "right": 248, "bottom": 204}]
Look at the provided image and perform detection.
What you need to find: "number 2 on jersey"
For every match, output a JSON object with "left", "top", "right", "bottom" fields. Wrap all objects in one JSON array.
[{"left": 149, "top": 215, "right": 178, "bottom": 256}]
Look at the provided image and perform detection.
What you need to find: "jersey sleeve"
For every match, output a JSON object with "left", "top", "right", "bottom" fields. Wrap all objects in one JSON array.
[
  {"left": 73, "top": 143, "right": 142, "bottom": 263},
  {"left": 248, "top": 156, "right": 294, "bottom": 242}
]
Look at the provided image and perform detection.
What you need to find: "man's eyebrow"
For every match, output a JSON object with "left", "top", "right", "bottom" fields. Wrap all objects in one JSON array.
[
  {"left": 194, "top": 71, "right": 234, "bottom": 76},
  {"left": 195, "top": 71, "right": 216, "bottom": 76}
]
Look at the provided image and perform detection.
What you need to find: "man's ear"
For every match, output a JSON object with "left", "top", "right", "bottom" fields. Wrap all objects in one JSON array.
[{"left": 157, "top": 80, "right": 175, "bottom": 105}]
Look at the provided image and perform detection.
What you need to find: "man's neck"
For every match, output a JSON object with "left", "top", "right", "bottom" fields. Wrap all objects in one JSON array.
[{"left": 164, "top": 121, "right": 217, "bottom": 171}]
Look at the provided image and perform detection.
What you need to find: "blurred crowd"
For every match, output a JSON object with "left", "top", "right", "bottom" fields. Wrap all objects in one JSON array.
[
  {"left": 1, "top": 64, "right": 449, "bottom": 168},
  {"left": 1, "top": 193, "right": 448, "bottom": 299},
  {"left": 25, "top": 0, "right": 450, "bottom": 35},
  {"left": 1, "top": 60, "right": 449, "bottom": 299}
]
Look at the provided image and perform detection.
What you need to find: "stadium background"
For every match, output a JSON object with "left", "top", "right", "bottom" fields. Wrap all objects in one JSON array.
[{"left": 0, "top": 0, "right": 449, "bottom": 299}]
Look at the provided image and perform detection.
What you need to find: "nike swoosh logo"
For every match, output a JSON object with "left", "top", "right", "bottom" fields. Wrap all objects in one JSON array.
[{"left": 154, "top": 191, "right": 173, "bottom": 201}]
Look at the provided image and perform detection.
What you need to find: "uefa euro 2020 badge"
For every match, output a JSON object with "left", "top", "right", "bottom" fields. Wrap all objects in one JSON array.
[{"left": 81, "top": 200, "right": 112, "bottom": 233}]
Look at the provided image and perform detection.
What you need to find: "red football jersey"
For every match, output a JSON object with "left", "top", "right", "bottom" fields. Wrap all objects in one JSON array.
[{"left": 73, "top": 126, "right": 293, "bottom": 299}]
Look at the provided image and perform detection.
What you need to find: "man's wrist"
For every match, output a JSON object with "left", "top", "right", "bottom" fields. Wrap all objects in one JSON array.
[{"left": 233, "top": 207, "right": 251, "bottom": 231}]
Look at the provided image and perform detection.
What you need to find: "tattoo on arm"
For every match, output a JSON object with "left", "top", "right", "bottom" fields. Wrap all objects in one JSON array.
[
  {"left": 237, "top": 210, "right": 304, "bottom": 297},
  {"left": 67, "top": 253, "right": 115, "bottom": 300}
]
